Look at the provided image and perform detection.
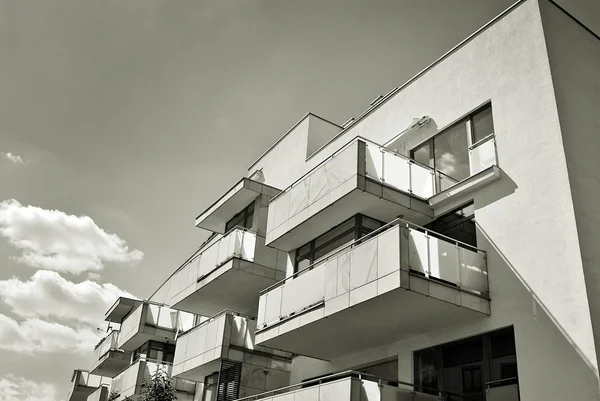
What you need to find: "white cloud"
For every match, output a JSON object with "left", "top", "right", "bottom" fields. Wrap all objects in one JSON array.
[
  {"left": 1, "top": 152, "right": 25, "bottom": 164},
  {"left": 0, "top": 270, "right": 135, "bottom": 327},
  {"left": 0, "top": 199, "right": 143, "bottom": 274},
  {"left": 0, "top": 375, "right": 57, "bottom": 401},
  {"left": 0, "top": 314, "right": 102, "bottom": 355}
]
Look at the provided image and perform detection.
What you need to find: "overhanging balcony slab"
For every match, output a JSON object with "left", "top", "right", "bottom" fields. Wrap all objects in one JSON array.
[
  {"left": 429, "top": 165, "right": 501, "bottom": 208},
  {"left": 117, "top": 303, "right": 194, "bottom": 352},
  {"left": 196, "top": 178, "right": 280, "bottom": 233},
  {"left": 172, "top": 259, "right": 281, "bottom": 316},
  {"left": 266, "top": 138, "right": 437, "bottom": 252},
  {"left": 267, "top": 182, "right": 433, "bottom": 252},
  {"left": 105, "top": 297, "right": 142, "bottom": 324},
  {"left": 256, "top": 280, "right": 488, "bottom": 360},
  {"left": 167, "top": 228, "right": 287, "bottom": 316},
  {"left": 90, "top": 350, "right": 131, "bottom": 378},
  {"left": 256, "top": 223, "right": 490, "bottom": 360}
]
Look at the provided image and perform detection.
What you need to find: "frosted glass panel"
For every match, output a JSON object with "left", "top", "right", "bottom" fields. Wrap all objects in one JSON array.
[
  {"left": 409, "top": 229, "right": 429, "bottom": 274},
  {"left": 281, "top": 266, "right": 325, "bottom": 317},
  {"left": 429, "top": 237, "right": 459, "bottom": 283},
  {"left": 366, "top": 143, "right": 384, "bottom": 180},
  {"left": 460, "top": 248, "right": 488, "bottom": 294},
  {"left": 383, "top": 150, "right": 411, "bottom": 192},
  {"left": 469, "top": 138, "right": 497, "bottom": 175}
]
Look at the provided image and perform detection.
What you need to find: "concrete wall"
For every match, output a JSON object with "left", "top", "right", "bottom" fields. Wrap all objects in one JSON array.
[
  {"left": 251, "top": 0, "right": 600, "bottom": 399},
  {"left": 539, "top": 0, "right": 600, "bottom": 375}
]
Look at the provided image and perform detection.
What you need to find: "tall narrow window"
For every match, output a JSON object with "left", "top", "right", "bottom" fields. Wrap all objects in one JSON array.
[
  {"left": 225, "top": 202, "right": 254, "bottom": 232},
  {"left": 471, "top": 105, "right": 495, "bottom": 144},
  {"left": 293, "top": 215, "right": 383, "bottom": 273}
]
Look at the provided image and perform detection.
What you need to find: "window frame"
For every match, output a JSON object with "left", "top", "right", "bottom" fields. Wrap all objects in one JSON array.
[
  {"left": 225, "top": 201, "right": 255, "bottom": 233},
  {"left": 410, "top": 103, "right": 494, "bottom": 185},
  {"left": 294, "top": 214, "right": 384, "bottom": 273}
]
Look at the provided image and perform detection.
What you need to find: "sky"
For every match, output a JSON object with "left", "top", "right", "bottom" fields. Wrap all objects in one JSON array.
[{"left": 0, "top": 0, "right": 598, "bottom": 399}]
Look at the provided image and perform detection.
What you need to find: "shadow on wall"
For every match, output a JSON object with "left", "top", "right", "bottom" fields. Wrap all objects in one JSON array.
[
  {"left": 477, "top": 167, "right": 517, "bottom": 208},
  {"left": 476, "top": 223, "right": 600, "bottom": 398}
]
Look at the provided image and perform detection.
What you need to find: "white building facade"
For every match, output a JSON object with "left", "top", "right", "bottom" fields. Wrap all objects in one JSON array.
[{"left": 67, "top": 1, "right": 600, "bottom": 400}]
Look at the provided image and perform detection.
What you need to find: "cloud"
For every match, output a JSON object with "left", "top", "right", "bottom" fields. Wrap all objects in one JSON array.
[
  {"left": 0, "top": 314, "right": 102, "bottom": 355},
  {"left": 0, "top": 375, "right": 57, "bottom": 401},
  {"left": 0, "top": 270, "right": 135, "bottom": 327},
  {"left": 0, "top": 199, "right": 143, "bottom": 274},
  {"left": 1, "top": 152, "right": 25, "bottom": 164}
]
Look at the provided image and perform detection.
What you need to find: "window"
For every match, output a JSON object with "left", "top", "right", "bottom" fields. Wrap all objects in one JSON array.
[
  {"left": 294, "top": 215, "right": 383, "bottom": 273},
  {"left": 225, "top": 202, "right": 254, "bottom": 232},
  {"left": 410, "top": 104, "right": 494, "bottom": 185},
  {"left": 462, "top": 366, "right": 483, "bottom": 394},
  {"left": 414, "top": 327, "right": 517, "bottom": 399},
  {"left": 424, "top": 202, "right": 476, "bottom": 247},
  {"left": 132, "top": 341, "right": 175, "bottom": 364},
  {"left": 202, "top": 361, "right": 242, "bottom": 401},
  {"left": 471, "top": 105, "right": 495, "bottom": 144}
]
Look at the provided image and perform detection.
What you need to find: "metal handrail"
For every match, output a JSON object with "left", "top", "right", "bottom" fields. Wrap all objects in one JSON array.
[
  {"left": 260, "top": 216, "right": 486, "bottom": 295},
  {"left": 234, "top": 370, "right": 473, "bottom": 401},
  {"left": 268, "top": 135, "right": 438, "bottom": 204},
  {"left": 176, "top": 309, "right": 256, "bottom": 337},
  {"left": 93, "top": 329, "right": 119, "bottom": 350}
]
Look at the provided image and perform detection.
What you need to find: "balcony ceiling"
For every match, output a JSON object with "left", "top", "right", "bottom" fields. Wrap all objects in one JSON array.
[
  {"left": 258, "top": 283, "right": 488, "bottom": 360},
  {"left": 172, "top": 259, "right": 276, "bottom": 316},
  {"left": 195, "top": 178, "right": 280, "bottom": 233},
  {"left": 105, "top": 297, "right": 142, "bottom": 324},
  {"left": 267, "top": 184, "right": 433, "bottom": 252}
]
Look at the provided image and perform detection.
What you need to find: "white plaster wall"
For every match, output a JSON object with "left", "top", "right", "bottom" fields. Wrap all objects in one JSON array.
[
  {"left": 290, "top": 356, "right": 332, "bottom": 385},
  {"left": 264, "top": 0, "right": 600, "bottom": 399},
  {"left": 539, "top": 0, "right": 600, "bottom": 374},
  {"left": 306, "top": 115, "right": 343, "bottom": 158}
]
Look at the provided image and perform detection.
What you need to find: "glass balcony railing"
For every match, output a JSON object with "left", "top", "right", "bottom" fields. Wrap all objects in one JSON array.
[
  {"left": 168, "top": 227, "right": 259, "bottom": 302},
  {"left": 172, "top": 310, "right": 258, "bottom": 381},
  {"left": 266, "top": 135, "right": 498, "bottom": 251},
  {"left": 258, "top": 218, "right": 488, "bottom": 331},
  {"left": 86, "top": 385, "right": 109, "bottom": 401},
  {"left": 110, "top": 357, "right": 196, "bottom": 401},
  {"left": 166, "top": 226, "right": 287, "bottom": 315},
  {"left": 117, "top": 302, "right": 194, "bottom": 351},
  {"left": 93, "top": 330, "right": 119, "bottom": 360},
  {"left": 234, "top": 370, "right": 473, "bottom": 401}
]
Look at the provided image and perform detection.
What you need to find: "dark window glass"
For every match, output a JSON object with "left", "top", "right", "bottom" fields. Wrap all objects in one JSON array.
[
  {"left": 434, "top": 122, "right": 469, "bottom": 182},
  {"left": 414, "top": 327, "right": 517, "bottom": 399},
  {"left": 412, "top": 141, "right": 433, "bottom": 168},
  {"left": 425, "top": 202, "right": 476, "bottom": 247},
  {"left": 472, "top": 105, "right": 495, "bottom": 143},
  {"left": 225, "top": 202, "right": 254, "bottom": 232},
  {"left": 462, "top": 366, "right": 483, "bottom": 393},
  {"left": 409, "top": 104, "right": 495, "bottom": 186},
  {"left": 293, "top": 215, "right": 383, "bottom": 272},
  {"left": 501, "top": 363, "right": 518, "bottom": 380}
]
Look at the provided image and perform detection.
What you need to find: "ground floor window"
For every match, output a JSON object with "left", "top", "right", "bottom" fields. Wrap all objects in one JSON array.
[{"left": 414, "top": 327, "right": 518, "bottom": 401}]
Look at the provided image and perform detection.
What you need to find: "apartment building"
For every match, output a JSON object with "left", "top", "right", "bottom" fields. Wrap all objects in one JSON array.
[{"left": 66, "top": 0, "right": 600, "bottom": 400}]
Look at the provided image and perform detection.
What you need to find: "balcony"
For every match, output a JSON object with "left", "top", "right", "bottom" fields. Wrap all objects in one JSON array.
[
  {"left": 235, "top": 371, "right": 471, "bottom": 401},
  {"left": 90, "top": 330, "right": 131, "bottom": 378},
  {"left": 110, "top": 357, "right": 196, "bottom": 401},
  {"left": 86, "top": 385, "right": 109, "bottom": 401},
  {"left": 256, "top": 220, "right": 490, "bottom": 360},
  {"left": 66, "top": 370, "right": 110, "bottom": 401},
  {"left": 172, "top": 310, "right": 290, "bottom": 384},
  {"left": 168, "top": 227, "right": 287, "bottom": 315},
  {"left": 115, "top": 300, "right": 195, "bottom": 352},
  {"left": 266, "top": 135, "right": 500, "bottom": 252},
  {"left": 265, "top": 138, "right": 436, "bottom": 252},
  {"left": 196, "top": 177, "right": 280, "bottom": 233}
]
